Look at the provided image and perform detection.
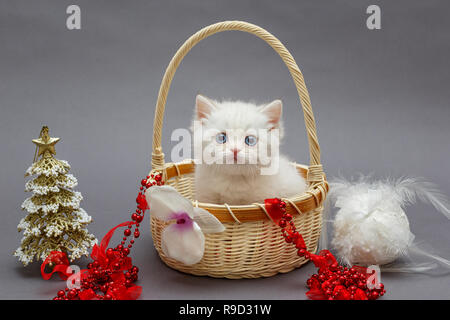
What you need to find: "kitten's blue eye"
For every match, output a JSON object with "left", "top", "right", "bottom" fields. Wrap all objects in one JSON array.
[
  {"left": 216, "top": 132, "right": 227, "bottom": 144},
  {"left": 245, "top": 135, "right": 257, "bottom": 146}
]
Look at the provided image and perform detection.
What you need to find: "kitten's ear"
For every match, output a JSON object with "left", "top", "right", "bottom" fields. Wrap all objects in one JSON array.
[
  {"left": 260, "top": 99, "right": 282, "bottom": 126},
  {"left": 196, "top": 94, "right": 216, "bottom": 120}
]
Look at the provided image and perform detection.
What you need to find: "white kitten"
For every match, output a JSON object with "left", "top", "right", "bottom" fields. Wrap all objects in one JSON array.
[{"left": 193, "top": 94, "right": 307, "bottom": 205}]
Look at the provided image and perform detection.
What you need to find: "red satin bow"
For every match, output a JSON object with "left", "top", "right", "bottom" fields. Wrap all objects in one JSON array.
[
  {"left": 41, "top": 251, "right": 72, "bottom": 281},
  {"left": 41, "top": 220, "right": 142, "bottom": 300},
  {"left": 41, "top": 176, "right": 155, "bottom": 300},
  {"left": 91, "top": 221, "right": 135, "bottom": 267}
]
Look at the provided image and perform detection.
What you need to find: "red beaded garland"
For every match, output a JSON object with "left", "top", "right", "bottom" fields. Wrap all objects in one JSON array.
[
  {"left": 50, "top": 172, "right": 164, "bottom": 300},
  {"left": 49, "top": 174, "right": 385, "bottom": 300},
  {"left": 271, "top": 198, "right": 386, "bottom": 300}
]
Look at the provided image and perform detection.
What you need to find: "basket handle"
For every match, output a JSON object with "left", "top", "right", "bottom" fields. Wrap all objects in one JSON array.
[{"left": 151, "top": 21, "right": 324, "bottom": 182}]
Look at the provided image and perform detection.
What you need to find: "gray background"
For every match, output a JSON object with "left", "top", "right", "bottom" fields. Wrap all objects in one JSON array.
[{"left": 1, "top": 0, "right": 449, "bottom": 299}]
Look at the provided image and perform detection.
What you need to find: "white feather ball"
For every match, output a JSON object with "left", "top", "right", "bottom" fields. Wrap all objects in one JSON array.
[
  {"left": 330, "top": 177, "right": 450, "bottom": 266},
  {"left": 332, "top": 186, "right": 414, "bottom": 266}
]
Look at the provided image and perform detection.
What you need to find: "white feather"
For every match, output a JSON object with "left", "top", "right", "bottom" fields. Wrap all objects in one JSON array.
[
  {"left": 393, "top": 177, "right": 450, "bottom": 218},
  {"left": 328, "top": 175, "right": 450, "bottom": 268}
]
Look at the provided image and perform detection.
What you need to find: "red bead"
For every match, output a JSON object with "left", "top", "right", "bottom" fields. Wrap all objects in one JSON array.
[
  {"left": 154, "top": 174, "right": 162, "bottom": 182},
  {"left": 278, "top": 219, "right": 287, "bottom": 228},
  {"left": 67, "top": 289, "right": 77, "bottom": 299},
  {"left": 295, "top": 242, "right": 305, "bottom": 250},
  {"left": 370, "top": 291, "right": 379, "bottom": 300},
  {"left": 106, "top": 248, "right": 115, "bottom": 258},
  {"left": 57, "top": 290, "right": 65, "bottom": 297},
  {"left": 134, "top": 230, "right": 140, "bottom": 238},
  {"left": 284, "top": 214, "right": 293, "bottom": 221},
  {"left": 123, "top": 248, "right": 130, "bottom": 256},
  {"left": 136, "top": 215, "right": 143, "bottom": 223},
  {"left": 131, "top": 213, "right": 138, "bottom": 221},
  {"left": 124, "top": 229, "right": 131, "bottom": 237},
  {"left": 140, "top": 179, "right": 147, "bottom": 186}
]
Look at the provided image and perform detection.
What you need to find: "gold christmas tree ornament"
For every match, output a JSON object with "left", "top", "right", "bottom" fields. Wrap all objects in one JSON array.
[{"left": 15, "top": 126, "right": 97, "bottom": 266}]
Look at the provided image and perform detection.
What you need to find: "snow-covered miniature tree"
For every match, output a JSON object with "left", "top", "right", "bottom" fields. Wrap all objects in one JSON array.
[{"left": 14, "top": 126, "right": 97, "bottom": 266}]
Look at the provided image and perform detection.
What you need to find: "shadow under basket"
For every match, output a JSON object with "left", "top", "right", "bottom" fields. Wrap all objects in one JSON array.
[{"left": 149, "top": 21, "right": 328, "bottom": 279}]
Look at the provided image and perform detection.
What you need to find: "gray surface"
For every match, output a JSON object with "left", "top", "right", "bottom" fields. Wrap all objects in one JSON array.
[{"left": 1, "top": 0, "right": 449, "bottom": 299}]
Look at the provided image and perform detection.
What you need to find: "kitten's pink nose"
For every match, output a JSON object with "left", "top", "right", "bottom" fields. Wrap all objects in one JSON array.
[{"left": 232, "top": 148, "right": 240, "bottom": 160}]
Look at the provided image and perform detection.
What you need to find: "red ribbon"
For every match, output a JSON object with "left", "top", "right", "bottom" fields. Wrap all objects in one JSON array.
[
  {"left": 91, "top": 220, "right": 135, "bottom": 265},
  {"left": 41, "top": 220, "right": 142, "bottom": 300},
  {"left": 41, "top": 177, "right": 152, "bottom": 300},
  {"left": 264, "top": 198, "right": 285, "bottom": 223},
  {"left": 41, "top": 251, "right": 72, "bottom": 281}
]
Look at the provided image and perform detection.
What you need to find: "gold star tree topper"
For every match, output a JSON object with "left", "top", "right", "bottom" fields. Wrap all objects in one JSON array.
[{"left": 32, "top": 126, "right": 60, "bottom": 161}]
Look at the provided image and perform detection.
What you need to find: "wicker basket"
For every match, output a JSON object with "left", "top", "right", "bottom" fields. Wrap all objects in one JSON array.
[{"left": 149, "top": 21, "right": 328, "bottom": 279}]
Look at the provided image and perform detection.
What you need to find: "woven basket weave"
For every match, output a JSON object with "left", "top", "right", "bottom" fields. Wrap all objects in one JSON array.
[{"left": 149, "top": 21, "right": 328, "bottom": 279}]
